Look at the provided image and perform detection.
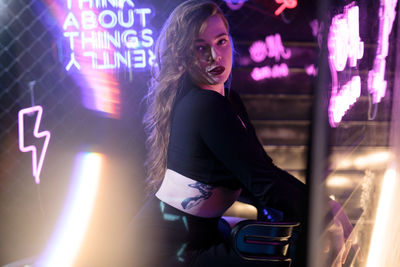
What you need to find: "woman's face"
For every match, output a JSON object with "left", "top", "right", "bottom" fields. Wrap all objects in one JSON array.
[{"left": 189, "top": 14, "right": 232, "bottom": 94}]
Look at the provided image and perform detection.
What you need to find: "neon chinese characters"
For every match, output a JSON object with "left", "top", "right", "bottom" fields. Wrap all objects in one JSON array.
[
  {"left": 249, "top": 33, "right": 291, "bottom": 81},
  {"left": 368, "top": 0, "right": 398, "bottom": 104},
  {"left": 328, "top": 3, "right": 364, "bottom": 127}
]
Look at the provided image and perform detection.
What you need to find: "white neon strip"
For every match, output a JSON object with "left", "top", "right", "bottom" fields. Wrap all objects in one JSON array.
[
  {"left": 366, "top": 168, "right": 397, "bottom": 267},
  {"left": 39, "top": 152, "right": 103, "bottom": 267}
]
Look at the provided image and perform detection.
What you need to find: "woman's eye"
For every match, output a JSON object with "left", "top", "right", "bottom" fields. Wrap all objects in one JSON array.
[
  {"left": 195, "top": 45, "right": 206, "bottom": 52},
  {"left": 218, "top": 39, "right": 227, "bottom": 45}
]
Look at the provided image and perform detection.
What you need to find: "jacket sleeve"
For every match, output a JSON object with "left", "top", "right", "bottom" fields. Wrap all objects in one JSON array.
[{"left": 196, "top": 91, "right": 307, "bottom": 222}]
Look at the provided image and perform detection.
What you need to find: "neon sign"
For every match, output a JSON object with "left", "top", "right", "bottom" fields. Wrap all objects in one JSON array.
[
  {"left": 224, "top": 0, "right": 247, "bottom": 10},
  {"left": 328, "top": 3, "right": 364, "bottom": 127},
  {"left": 63, "top": 0, "right": 155, "bottom": 71},
  {"left": 368, "top": 0, "right": 398, "bottom": 104},
  {"left": 251, "top": 63, "right": 289, "bottom": 81},
  {"left": 274, "top": 0, "right": 298, "bottom": 16},
  {"left": 305, "top": 64, "right": 317, "bottom": 76},
  {"left": 18, "top": 106, "right": 51, "bottom": 184},
  {"left": 249, "top": 33, "right": 291, "bottom": 81}
]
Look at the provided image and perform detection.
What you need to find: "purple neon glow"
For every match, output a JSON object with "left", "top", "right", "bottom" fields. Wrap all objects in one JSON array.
[
  {"left": 305, "top": 64, "right": 317, "bottom": 76},
  {"left": 328, "top": 4, "right": 363, "bottom": 72},
  {"left": 18, "top": 106, "right": 51, "bottom": 184},
  {"left": 328, "top": 3, "right": 364, "bottom": 127},
  {"left": 274, "top": 0, "right": 298, "bottom": 16},
  {"left": 251, "top": 63, "right": 289, "bottom": 81},
  {"left": 368, "top": 0, "right": 398, "bottom": 104},
  {"left": 249, "top": 33, "right": 291, "bottom": 63},
  {"left": 329, "top": 76, "right": 361, "bottom": 126}
]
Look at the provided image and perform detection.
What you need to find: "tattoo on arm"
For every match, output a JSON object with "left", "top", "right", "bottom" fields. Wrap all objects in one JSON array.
[{"left": 181, "top": 182, "right": 214, "bottom": 210}]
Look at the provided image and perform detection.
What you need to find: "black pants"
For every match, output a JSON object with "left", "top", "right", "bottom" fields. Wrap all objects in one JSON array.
[{"left": 120, "top": 196, "right": 268, "bottom": 267}]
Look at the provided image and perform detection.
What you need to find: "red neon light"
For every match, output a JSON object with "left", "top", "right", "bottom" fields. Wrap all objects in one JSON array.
[
  {"left": 274, "top": 0, "right": 298, "bottom": 16},
  {"left": 18, "top": 106, "right": 51, "bottom": 184}
]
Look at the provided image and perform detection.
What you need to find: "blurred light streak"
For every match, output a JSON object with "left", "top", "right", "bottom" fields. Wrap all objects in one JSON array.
[
  {"left": 336, "top": 158, "right": 352, "bottom": 169},
  {"left": 334, "top": 150, "right": 392, "bottom": 170},
  {"left": 42, "top": 0, "right": 121, "bottom": 118},
  {"left": 354, "top": 151, "right": 391, "bottom": 169},
  {"left": 39, "top": 152, "right": 103, "bottom": 267},
  {"left": 326, "top": 175, "right": 352, "bottom": 188},
  {"left": 366, "top": 168, "right": 400, "bottom": 267}
]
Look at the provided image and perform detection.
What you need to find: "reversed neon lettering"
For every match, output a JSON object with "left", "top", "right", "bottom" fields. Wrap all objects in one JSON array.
[{"left": 328, "top": 2, "right": 364, "bottom": 127}]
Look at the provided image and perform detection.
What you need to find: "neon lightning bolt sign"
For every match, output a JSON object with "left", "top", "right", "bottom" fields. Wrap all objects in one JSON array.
[{"left": 18, "top": 106, "right": 51, "bottom": 184}]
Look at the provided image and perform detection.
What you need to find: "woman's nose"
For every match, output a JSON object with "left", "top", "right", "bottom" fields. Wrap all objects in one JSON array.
[{"left": 210, "top": 47, "right": 222, "bottom": 62}]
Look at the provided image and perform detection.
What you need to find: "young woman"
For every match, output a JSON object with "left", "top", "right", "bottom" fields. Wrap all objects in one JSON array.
[{"left": 120, "top": 1, "right": 308, "bottom": 266}]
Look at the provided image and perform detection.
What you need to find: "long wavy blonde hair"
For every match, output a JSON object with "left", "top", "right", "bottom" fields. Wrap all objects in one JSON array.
[{"left": 143, "top": 0, "right": 229, "bottom": 194}]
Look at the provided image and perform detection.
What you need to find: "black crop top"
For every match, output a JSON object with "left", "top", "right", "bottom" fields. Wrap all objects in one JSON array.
[{"left": 167, "top": 84, "right": 307, "bottom": 221}]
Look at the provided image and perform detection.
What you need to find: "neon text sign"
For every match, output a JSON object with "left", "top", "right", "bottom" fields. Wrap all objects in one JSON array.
[
  {"left": 249, "top": 33, "right": 291, "bottom": 81},
  {"left": 251, "top": 63, "right": 289, "bottom": 81},
  {"left": 18, "top": 106, "right": 51, "bottom": 184},
  {"left": 63, "top": 0, "right": 154, "bottom": 71},
  {"left": 368, "top": 0, "right": 398, "bottom": 104},
  {"left": 328, "top": 3, "right": 364, "bottom": 127}
]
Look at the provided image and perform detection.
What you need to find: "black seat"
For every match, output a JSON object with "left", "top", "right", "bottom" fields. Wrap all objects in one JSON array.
[{"left": 231, "top": 220, "right": 300, "bottom": 267}]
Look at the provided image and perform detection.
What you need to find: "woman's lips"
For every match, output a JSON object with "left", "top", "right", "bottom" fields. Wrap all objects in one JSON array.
[{"left": 208, "top": 66, "right": 225, "bottom": 75}]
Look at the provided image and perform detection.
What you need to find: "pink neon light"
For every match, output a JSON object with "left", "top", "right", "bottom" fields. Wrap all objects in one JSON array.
[
  {"left": 309, "top": 19, "right": 320, "bottom": 37},
  {"left": 305, "top": 64, "right": 317, "bottom": 76},
  {"left": 368, "top": 0, "right": 398, "bottom": 104},
  {"left": 328, "top": 3, "right": 364, "bottom": 127},
  {"left": 274, "top": 0, "right": 298, "bottom": 16},
  {"left": 328, "top": 4, "right": 363, "bottom": 72},
  {"left": 329, "top": 76, "right": 361, "bottom": 126},
  {"left": 249, "top": 41, "right": 267, "bottom": 62},
  {"left": 249, "top": 33, "right": 291, "bottom": 63},
  {"left": 251, "top": 63, "right": 289, "bottom": 81},
  {"left": 18, "top": 106, "right": 51, "bottom": 184}
]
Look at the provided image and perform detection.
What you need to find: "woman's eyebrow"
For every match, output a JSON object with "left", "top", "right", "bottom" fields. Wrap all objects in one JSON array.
[{"left": 195, "top": 33, "right": 228, "bottom": 43}]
